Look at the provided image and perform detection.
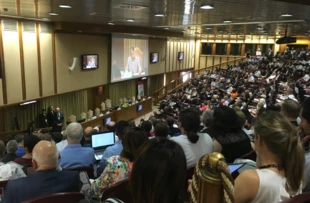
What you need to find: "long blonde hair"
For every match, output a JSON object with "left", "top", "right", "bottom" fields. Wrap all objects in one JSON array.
[{"left": 254, "top": 111, "right": 305, "bottom": 192}]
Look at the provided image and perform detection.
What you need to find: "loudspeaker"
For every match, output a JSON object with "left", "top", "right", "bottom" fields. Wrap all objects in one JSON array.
[{"left": 68, "top": 57, "right": 78, "bottom": 71}]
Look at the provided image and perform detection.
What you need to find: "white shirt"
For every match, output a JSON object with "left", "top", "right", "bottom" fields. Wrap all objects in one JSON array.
[
  {"left": 252, "top": 169, "right": 299, "bottom": 203},
  {"left": 170, "top": 133, "right": 213, "bottom": 168},
  {"left": 126, "top": 56, "right": 141, "bottom": 74},
  {"left": 56, "top": 139, "right": 68, "bottom": 152}
]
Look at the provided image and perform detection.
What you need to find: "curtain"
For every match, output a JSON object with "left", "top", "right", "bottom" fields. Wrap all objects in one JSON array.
[
  {"left": 4, "top": 90, "right": 88, "bottom": 131},
  {"left": 149, "top": 74, "right": 164, "bottom": 97},
  {"left": 109, "top": 80, "right": 137, "bottom": 107}
]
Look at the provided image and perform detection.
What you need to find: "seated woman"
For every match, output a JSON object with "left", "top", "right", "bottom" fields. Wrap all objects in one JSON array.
[
  {"left": 170, "top": 108, "right": 213, "bottom": 168},
  {"left": 91, "top": 127, "right": 148, "bottom": 199},
  {"left": 234, "top": 111, "right": 305, "bottom": 203},
  {"left": 14, "top": 135, "right": 40, "bottom": 166},
  {"left": 208, "top": 106, "right": 252, "bottom": 163}
]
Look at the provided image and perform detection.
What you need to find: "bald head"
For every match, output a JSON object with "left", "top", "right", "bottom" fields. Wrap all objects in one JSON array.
[
  {"left": 66, "top": 122, "right": 83, "bottom": 144},
  {"left": 107, "top": 121, "right": 116, "bottom": 132},
  {"left": 32, "top": 141, "right": 58, "bottom": 171},
  {"left": 56, "top": 107, "right": 60, "bottom": 113},
  {"left": 84, "top": 127, "right": 93, "bottom": 139}
]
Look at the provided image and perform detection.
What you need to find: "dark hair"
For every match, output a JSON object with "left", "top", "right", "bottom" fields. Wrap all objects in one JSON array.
[
  {"left": 130, "top": 138, "right": 186, "bottom": 203},
  {"left": 23, "top": 135, "right": 40, "bottom": 153},
  {"left": 39, "top": 133, "right": 52, "bottom": 141},
  {"left": 154, "top": 123, "right": 169, "bottom": 138},
  {"left": 15, "top": 134, "right": 24, "bottom": 144},
  {"left": 52, "top": 132, "right": 63, "bottom": 144},
  {"left": 166, "top": 117, "right": 175, "bottom": 127},
  {"left": 115, "top": 120, "right": 129, "bottom": 140},
  {"left": 179, "top": 109, "right": 200, "bottom": 143},
  {"left": 211, "top": 106, "right": 241, "bottom": 134},
  {"left": 302, "top": 98, "right": 310, "bottom": 123},
  {"left": 107, "top": 123, "right": 116, "bottom": 132},
  {"left": 282, "top": 99, "right": 300, "bottom": 119},
  {"left": 141, "top": 121, "right": 152, "bottom": 136},
  {"left": 121, "top": 128, "right": 148, "bottom": 162}
]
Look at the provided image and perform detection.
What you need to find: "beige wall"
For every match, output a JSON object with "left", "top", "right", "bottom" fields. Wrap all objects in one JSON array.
[
  {"left": 148, "top": 38, "right": 166, "bottom": 75},
  {"left": 55, "top": 33, "right": 109, "bottom": 94}
]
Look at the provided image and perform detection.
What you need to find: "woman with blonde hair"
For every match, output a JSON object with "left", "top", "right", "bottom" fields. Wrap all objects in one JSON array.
[
  {"left": 134, "top": 47, "right": 143, "bottom": 75},
  {"left": 234, "top": 111, "right": 305, "bottom": 203}
]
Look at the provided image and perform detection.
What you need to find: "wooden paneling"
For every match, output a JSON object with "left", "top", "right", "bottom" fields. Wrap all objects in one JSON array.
[
  {"left": 0, "top": 21, "right": 6, "bottom": 105},
  {"left": 52, "top": 29, "right": 57, "bottom": 94},
  {"left": 36, "top": 23, "right": 42, "bottom": 97},
  {"left": 18, "top": 22, "right": 26, "bottom": 100}
]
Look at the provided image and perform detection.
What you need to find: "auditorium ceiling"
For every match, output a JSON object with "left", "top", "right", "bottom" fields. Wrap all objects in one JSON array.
[{"left": 0, "top": 0, "right": 309, "bottom": 38}]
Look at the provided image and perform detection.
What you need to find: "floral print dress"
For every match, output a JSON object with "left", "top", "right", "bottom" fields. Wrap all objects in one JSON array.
[{"left": 91, "top": 155, "right": 133, "bottom": 199}]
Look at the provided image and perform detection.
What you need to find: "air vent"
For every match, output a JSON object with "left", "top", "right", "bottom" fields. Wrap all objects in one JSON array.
[
  {"left": 40, "top": 24, "right": 51, "bottom": 33},
  {"left": 113, "top": 4, "right": 148, "bottom": 10},
  {"left": 3, "top": 20, "right": 17, "bottom": 32},
  {"left": 23, "top": 22, "right": 35, "bottom": 33}
]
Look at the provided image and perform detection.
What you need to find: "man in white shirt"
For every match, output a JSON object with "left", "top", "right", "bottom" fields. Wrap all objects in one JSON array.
[
  {"left": 256, "top": 48, "right": 262, "bottom": 57},
  {"left": 126, "top": 47, "right": 142, "bottom": 75},
  {"left": 56, "top": 130, "right": 68, "bottom": 152}
]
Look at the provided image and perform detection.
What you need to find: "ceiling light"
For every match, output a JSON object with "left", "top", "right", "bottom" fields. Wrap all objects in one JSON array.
[
  {"left": 164, "top": 27, "right": 170, "bottom": 30},
  {"left": 48, "top": 12, "right": 58, "bottom": 16},
  {"left": 59, "top": 4, "right": 72, "bottom": 8},
  {"left": 281, "top": 13, "right": 293, "bottom": 17},
  {"left": 108, "top": 22, "right": 115, "bottom": 25},
  {"left": 223, "top": 20, "right": 232, "bottom": 23},
  {"left": 154, "top": 14, "right": 165, "bottom": 17},
  {"left": 20, "top": 100, "right": 37, "bottom": 106},
  {"left": 200, "top": 5, "right": 214, "bottom": 9},
  {"left": 127, "top": 19, "right": 135, "bottom": 22}
]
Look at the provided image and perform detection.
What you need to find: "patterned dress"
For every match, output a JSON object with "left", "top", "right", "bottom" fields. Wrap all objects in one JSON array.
[{"left": 91, "top": 155, "right": 132, "bottom": 199}]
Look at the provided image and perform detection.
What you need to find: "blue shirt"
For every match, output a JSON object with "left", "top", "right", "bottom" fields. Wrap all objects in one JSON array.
[
  {"left": 59, "top": 144, "right": 95, "bottom": 169},
  {"left": 15, "top": 146, "right": 25, "bottom": 157},
  {"left": 97, "top": 140, "right": 123, "bottom": 175}
]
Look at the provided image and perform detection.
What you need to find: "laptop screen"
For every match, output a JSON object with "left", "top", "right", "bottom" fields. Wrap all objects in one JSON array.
[{"left": 92, "top": 132, "right": 115, "bottom": 149}]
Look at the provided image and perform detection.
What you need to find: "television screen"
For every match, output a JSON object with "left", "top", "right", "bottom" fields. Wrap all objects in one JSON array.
[
  {"left": 137, "top": 104, "right": 142, "bottom": 112},
  {"left": 111, "top": 35, "right": 149, "bottom": 83},
  {"left": 178, "top": 52, "right": 184, "bottom": 61},
  {"left": 105, "top": 117, "right": 111, "bottom": 125},
  {"left": 150, "top": 52, "right": 159, "bottom": 63},
  {"left": 81, "top": 54, "right": 98, "bottom": 70}
]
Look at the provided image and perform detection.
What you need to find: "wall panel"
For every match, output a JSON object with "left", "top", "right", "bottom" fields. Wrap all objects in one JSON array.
[
  {"left": 148, "top": 38, "right": 166, "bottom": 75},
  {"left": 23, "top": 32, "right": 39, "bottom": 100},
  {"left": 0, "top": 79, "right": 3, "bottom": 105},
  {"left": 207, "top": 56, "right": 213, "bottom": 67}
]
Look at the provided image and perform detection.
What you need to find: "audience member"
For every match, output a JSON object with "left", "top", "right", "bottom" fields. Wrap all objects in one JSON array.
[
  {"left": 2, "top": 140, "right": 18, "bottom": 163},
  {"left": 107, "top": 121, "right": 116, "bottom": 132},
  {"left": 281, "top": 99, "right": 300, "bottom": 126},
  {"left": 130, "top": 138, "right": 186, "bottom": 203},
  {"left": 39, "top": 133, "right": 53, "bottom": 141},
  {"left": 56, "top": 130, "right": 68, "bottom": 152},
  {"left": 2, "top": 141, "right": 80, "bottom": 203},
  {"left": 97, "top": 120, "right": 129, "bottom": 175},
  {"left": 200, "top": 110, "right": 213, "bottom": 133},
  {"left": 234, "top": 111, "right": 305, "bottom": 202},
  {"left": 154, "top": 123, "right": 169, "bottom": 138},
  {"left": 15, "top": 134, "right": 25, "bottom": 157},
  {"left": 52, "top": 132, "right": 63, "bottom": 144},
  {"left": 141, "top": 121, "right": 154, "bottom": 137},
  {"left": 167, "top": 116, "right": 181, "bottom": 137},
  {"left": 170, "top": 109, "right": 213, "bottom": 168},
  {"left": 91, "top": 127, "right": 148, "bottom": 199},
  {"left": 14, "top": 135, "right": 40, "bottom": 166},
  {"left": 81, "top": 126, "right": 99, "bottom": 147},
  {"left": 209, "top": 106, "right": 252, "bottom": 163},
  {"left": 59, "top": 122, "right": 95, "bottom": 169}
]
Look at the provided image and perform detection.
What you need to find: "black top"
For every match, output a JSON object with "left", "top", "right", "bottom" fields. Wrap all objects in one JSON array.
[
  {"left": 290, "top": 120, "right": 299, "bottom": 127},
  {"left": 212, "top": 130, "right": 252, "bottom": 163},
  {"left": 2, "top": 153, "right": 17, "bottom": 164}
]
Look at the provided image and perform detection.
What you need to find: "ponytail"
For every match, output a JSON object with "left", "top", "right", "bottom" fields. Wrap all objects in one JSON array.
[{"left": 187, "top": 131, "right": 199, "bottom": 144}]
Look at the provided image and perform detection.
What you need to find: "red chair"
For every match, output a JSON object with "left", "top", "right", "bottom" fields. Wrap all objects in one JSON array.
[
  {"left": 101, "top": 179, "right": 132, "bottom": 203},
  {"left": 21, "top": 192, "right": 85, "bottom": 203},
  {"left": 68, "top": 167, "right": 94, "bottom": 179},
  {"left": 280, "top": 192, "right": 310, "bottom": 203},
  {"left": 0, "top": 180, "right": 9, "bottom": 198}
]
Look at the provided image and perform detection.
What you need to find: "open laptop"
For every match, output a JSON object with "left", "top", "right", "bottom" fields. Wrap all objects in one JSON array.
[{"left": 92, "top": 131, "right": 115, "bottom": 160}]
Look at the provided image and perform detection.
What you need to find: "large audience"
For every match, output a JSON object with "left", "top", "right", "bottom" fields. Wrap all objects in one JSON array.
[{"left": 0, "top": 48, "right": 310, "bottom": 202}]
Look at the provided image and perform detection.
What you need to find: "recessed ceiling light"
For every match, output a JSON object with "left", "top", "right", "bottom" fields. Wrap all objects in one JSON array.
[
  {"left": 127, "top": 19, "right": 135, "bottom": 22},
  {"left": 59, "top": 4, "right": 72, "bottom": 8},
  {"left": 48, "top": 12, "right": 58, "bottom": 16},
  {"left": 164, "top": 27, "right": 170, "bottom": 30},
  {"left": 223, "top": 20, "right": 232, "bottom": 23},
  {"left": 154, "top": 14, "right": 165, "bottom": 17},
  {"left": 281, "top": 13, "right": 293, "bottom": 17},
  {"left": 108, "top": 22, "right": 115, "bottom": 25},
  {"left": 200, "top": 5, "right": 214, "bottom": 9}
]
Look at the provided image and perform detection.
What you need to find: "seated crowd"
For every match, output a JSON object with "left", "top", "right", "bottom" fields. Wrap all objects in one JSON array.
[{"left": 0, "top": 50, "right": 310, "bottom": 203}]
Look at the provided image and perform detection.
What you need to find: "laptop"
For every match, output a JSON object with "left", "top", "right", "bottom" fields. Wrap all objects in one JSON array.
[
  {"left": 92, "top": 131, "right": 115, "bottom": 160},
  {"left": 228, "top": 163, "right": 245, "bottom": 173}
]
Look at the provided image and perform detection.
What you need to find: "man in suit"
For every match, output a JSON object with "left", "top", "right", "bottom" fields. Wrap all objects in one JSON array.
[
  {"left": 39, "top": 109, "right": 48, "bottom": 128},
  {"left": 53, "top": 107, "right": 64, "bottom": 132},
  {"left": 2, "top": 141, "right": 81, "bottom": 203},
  {"left": 47, "top": 105, "right": 55, "bottom": 127}
]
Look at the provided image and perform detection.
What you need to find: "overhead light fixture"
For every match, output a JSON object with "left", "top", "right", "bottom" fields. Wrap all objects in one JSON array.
[
  {"left": 200, "top": 5, "right": 214, "bottom": 9},
  {"left": 49, "top": 12, "right": 58, "bottom": 16},
  {"left": 59, "top": 4, "right": 72, "bottom": 8},
  {"left": 164, "top": 27, "right": 170, "bottom": 30},
  {"left": 281, "top": 13, "right": 293, "bottom": 17},
  {"left": 127, "top": 19, "right": 135, "bottom": 22},
  {"left": 223, "top": 20, "right": 232, "bottom": 23},
  {"left": 20, "top": 100, "right": 37, "bottom": 106},
  {"left": 154, "top": 14, "right": 165, "bottom": 17},
  {"left": 108, "top": 22, "right": 115, "bottom": 25}
]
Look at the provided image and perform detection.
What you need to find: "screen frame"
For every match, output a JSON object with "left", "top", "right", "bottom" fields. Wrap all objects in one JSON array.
[
  {"left": 91, "top": 131, "right": 115, "bottom": 150},
  {"left": 178, "top": 52, "right": 184, "bottom": 61},
  {"left": 81, "top": 54, "right": 99, "bottom": 70},
  {"left": 105, "top": 117, "right": 111, "bottom": 125},
  {"left": 150, "top": 52, "right": 159, "bottom": 63},
  {"left": 137, "top": 104, "right": 143, "bottom": 112}
]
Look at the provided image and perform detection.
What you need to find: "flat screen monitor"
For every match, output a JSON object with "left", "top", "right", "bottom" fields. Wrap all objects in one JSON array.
[
  {"left": 150, "top": 52, "right": 159, "bottom": 63},
  {"left": 137, "top": 104, "right": 142, "bottom": 112},
  {"left": 178, "top": 52, "right": 184, "bottom": 61},
  {"left": 92, "top": 131, "right": 115, "bottom": 150},
  {"left": 105, "top": 117, "right": 111, "bottom": 125},
  {"left": 81, "top": 54, "right": 98, "bottom": 70},
  {"left": 111, "top": 35, "right": 149, "bottom": 83}
]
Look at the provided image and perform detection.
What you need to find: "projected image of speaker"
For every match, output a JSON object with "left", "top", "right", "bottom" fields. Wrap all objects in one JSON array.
[
  {"left": 81, "top": 54, "right": 99, "bottom": 70},
  {"left": 150, "top": 52, "right": 159, "bottom": 63},
  {"left": 178, "top": 52, "right": 184, "bottom": 61}
]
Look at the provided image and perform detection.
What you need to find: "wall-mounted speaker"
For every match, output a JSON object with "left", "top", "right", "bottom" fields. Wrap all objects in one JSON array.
[{"left": 68, "top": 57, "right": 78, "bottom": 71}]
